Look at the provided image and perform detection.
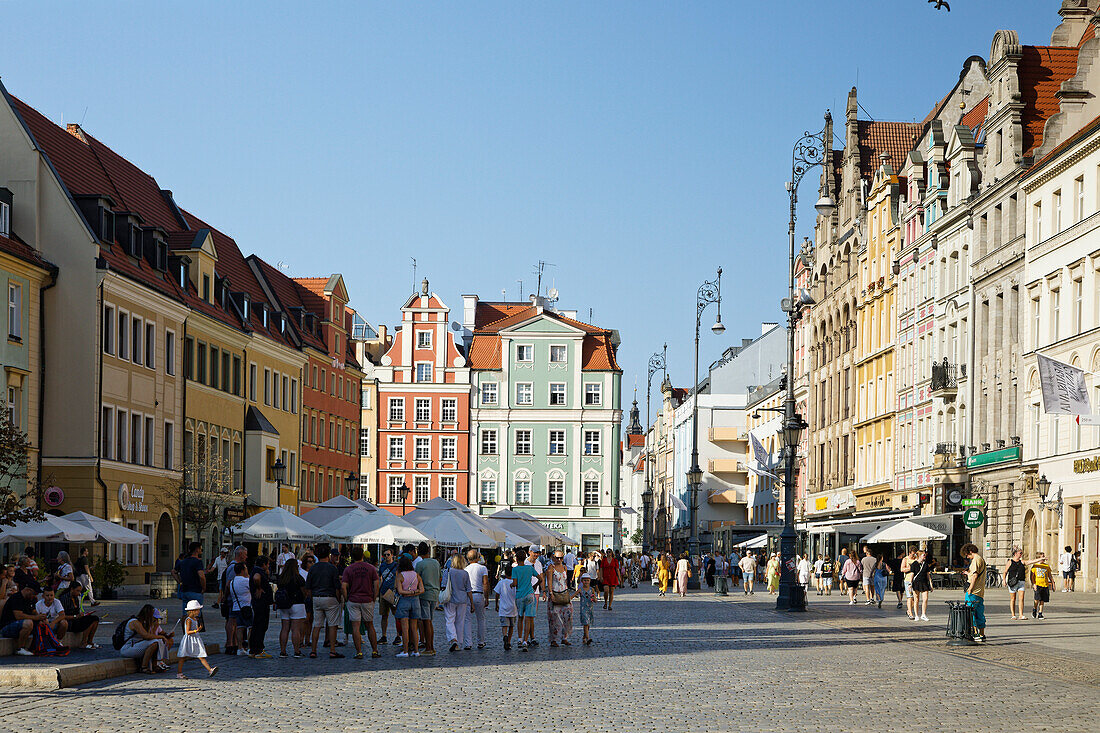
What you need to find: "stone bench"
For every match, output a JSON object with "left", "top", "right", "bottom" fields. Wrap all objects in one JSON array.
[
  {"left": 0, "top": 631, "right": 86, "bottom": 656},
  {"left": 0, "top": 641, "right": 220, "bottom": 688}
]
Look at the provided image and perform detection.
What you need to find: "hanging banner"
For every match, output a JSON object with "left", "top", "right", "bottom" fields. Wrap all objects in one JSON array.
[
  {"left": 1037, "top": 353, "right": 1091, "bottom": 415},
  {"left": 670, "top": 494, "right": 688, "bottom": 511},
  {"left": 744, "top": 462, "right": 780, "bottom": 482},
  {"left": 749, "top": 431, "right": 772, "bottom": 469}
]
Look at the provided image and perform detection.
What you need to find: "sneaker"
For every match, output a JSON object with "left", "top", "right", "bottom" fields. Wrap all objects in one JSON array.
[
  {"left": 177, "top": 673, "right": 187, "bottom": 679},
  {"left": 1032, "top": 608, "right": 1038, "bottom": 618},
  {"left": 354, "top": 652, "right": 363, "bottom": 659},
  {"left": 372, "top": 651, "right": 382, "bottom": 658},
  {"left": 293, "top": 651, "right": 303, "bottom": 658},
  {"left": 920, "top": 614, "right": 929, "bottom": 621},
  {"left": 252, "top": 652, "right": 273, "bottom": 659},
  {"left": 411, "top": 652, "right": 421, "bottom": 657},
  {"left": 237, "top": 649, "right": 249, "bottom": 656},
  {"left": 1037, "top": 613, "right": 1045, "bottom": 619},
  {"left": 849, "top": 601, "right": 855, "bottom": 606},
  {"left": 896, "top": 602, "right": 903, "bottom": 609},
  {"left": 450, "top": 642, "right": 459, "bottom": 653},
  {"left": 973, "top": 635, "right": 986, "bottom": 643},
  {"left": 393, "top": 636, "right": 403, "bottom": 646},
  {"left": 279, "top": 651, "right": 288, "bottom": 658},
  {"left": 520, "top": 643, "right": 528, "bottom": 653},
  {"left": 529, "top": 639, "right": 539, "bottom": 646},
  {"left": 395, "top": 651, "right": 409, "bottom": 658},
  {"left": 378, "top": 636, "right": 387, "bottom": 644},
  {"left": 16, "top": 648, "right": 33, "bottom": 656}
]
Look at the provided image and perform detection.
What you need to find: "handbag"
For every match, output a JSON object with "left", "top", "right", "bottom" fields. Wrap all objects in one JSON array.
[
  {"left": 381, "top": 589, "right": 397, "bottom": 607},
  {"left": 551, "top": 591, "right": 571, "bottom": 606},
  {"left": 230, "top": 578, "right": 254, "bottom": 626},
  {"left": 439, "top": 575, "right": 453, "bottom": 605}
]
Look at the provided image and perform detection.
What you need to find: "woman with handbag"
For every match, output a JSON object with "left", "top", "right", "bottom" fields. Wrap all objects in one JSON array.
[
  {"left": 276, "top": 557, "right": 307, "bottom": 657},
  {"left": 675, "top": 552, "right": 691, "bottom": 598},
  {"left": 547, "top": 552, "right": 573, "bottom": 646},
  {"left": 442, "top": 553, "right": 472, "bottom": 653},
  {"left": 229, "top": 562, "right": 253, "bottom": 655}
]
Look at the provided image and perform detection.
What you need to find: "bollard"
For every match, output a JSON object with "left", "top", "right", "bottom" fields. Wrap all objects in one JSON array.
[{"left": 944, "top": 600, "right": 977, "bottom": 646}]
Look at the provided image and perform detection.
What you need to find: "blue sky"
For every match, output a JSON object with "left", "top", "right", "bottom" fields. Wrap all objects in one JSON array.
[{"left": 0, "top": 0, "right": 1055, "bottom": 408}]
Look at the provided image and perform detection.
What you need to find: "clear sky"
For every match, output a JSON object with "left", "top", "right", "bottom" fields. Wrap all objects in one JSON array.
[{"left": 0, "top": 0, "right": 1057, "bottom": 410}]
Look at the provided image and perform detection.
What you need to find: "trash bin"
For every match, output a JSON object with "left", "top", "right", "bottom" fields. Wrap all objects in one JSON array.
[{"left": 944, "top": 600, "right": 977, "bottom": 646}]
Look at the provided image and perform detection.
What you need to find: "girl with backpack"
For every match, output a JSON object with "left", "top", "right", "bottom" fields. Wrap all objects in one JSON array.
[{"left": 117, "top": 604, "right": 172, "bottom": 673}]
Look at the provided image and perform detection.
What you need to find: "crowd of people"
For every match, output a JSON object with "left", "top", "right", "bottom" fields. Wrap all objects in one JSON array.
[{"left": 1, "top": 548, "right": 103, "bottom": 656}]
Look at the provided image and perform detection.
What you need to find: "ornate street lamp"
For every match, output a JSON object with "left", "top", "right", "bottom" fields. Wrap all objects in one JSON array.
[
  {"left": 644, "top": 345, "right": 668, "bottom": 554},
  {"left": 344, "top": 473, "right": 359, "bottom": 498},
  {"left": 1036, "top": 474, "right": 1063, "bottom": 529},
  {"left": 777, "top": 111, "right": 835, "bottom": 612},
  {"left": 271, "top": 458, "right": 286, "bottom": 489},
  {"left": 399, "top": 481, "right": 411, "bottom": 516},
  {"left": 688, "top": 267, "right": 723, "bottom": 587}
]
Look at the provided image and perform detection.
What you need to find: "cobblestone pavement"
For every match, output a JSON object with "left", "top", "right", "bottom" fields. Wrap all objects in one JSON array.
[{"left": 1, "top": 587, "right": 1098, "bottom": 733}]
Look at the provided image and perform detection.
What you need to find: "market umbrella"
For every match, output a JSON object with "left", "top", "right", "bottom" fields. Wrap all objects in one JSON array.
[
  {"left": 403, "top": 509, "right": 500, "bottom": 548},
  {"left": 231, "top": 507, "right": 328, "bottom": 542},
  {"left": 514, "top": 511, "right": 578, "bottom": 546},
  {"left": 486, "top": 509, "right": 558, "bottom": 546},
  {"left": 302, "top": 495, "right": 373, "bottom": 528},
  {"left": 861, "top": 519, "right": 947, "bottom": 543},
  {"left": 0, "top": 515, "right": 98, "bottom": 544},
  {"left": 60, "top": 512, "right": 150, "bottom": 544},
  {"left": 741, "top": 533, "right": 770, "bottom": 549},
  {"left": 321, "top": 508, "right": 430, "bottom": 546},
  {"left": 409, "top": 497, "right": 506, "bottom": 543}
]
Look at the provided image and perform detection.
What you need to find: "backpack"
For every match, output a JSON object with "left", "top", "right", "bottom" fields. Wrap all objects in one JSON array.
[
  {"left": 112, "top": 615, "right": 137, "bottom": 650},
  {"left": 32, "top": 621, "right": 70, "bottom": 657},
  {"left": 273, "top": 587, "right": 292, "bottom": 610}
]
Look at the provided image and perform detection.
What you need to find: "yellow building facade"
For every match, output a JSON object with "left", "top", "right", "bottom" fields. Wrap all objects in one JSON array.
[{"left": 853, "top": 162, "right": 900, "bottom": 514}]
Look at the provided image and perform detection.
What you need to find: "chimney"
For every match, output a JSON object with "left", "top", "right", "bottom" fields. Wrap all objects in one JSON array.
[{"left": 462, "top": 295, "right": 479, "bottom": 332}]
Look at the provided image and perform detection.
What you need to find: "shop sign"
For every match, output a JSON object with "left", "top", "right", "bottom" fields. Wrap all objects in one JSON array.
[
  {"left": 961, "top": 497, "right": 985, "bottom": 507},
  {"left": 223, "top": 506, "right": 246, "bottom": 525},
  {"left": 43, "top": 486, "right": 65, "bottom": 507},
  {"left": 1090, "top": 501, "right": 1100, "bottom": 519},
  {"left": 966, "top": 446, "right": 1020, "bottom": 469},
  {"left": 858, "top": 493, "right": 890, "bottom": 511},
  {"left": 543, "top": 522, "right": 566, "bottom": 531},
  {"left": 963, "top": 508, "right": 985, "bottom": 529},
  {"left": 810, "top": 489, "right": 855, "bottom": 514},
  {"left": 1073, "top": 456, "right": 1100, "bottom": 474},
  {"left": 118, "top": 483, "right": 148, "bottom": 513}
]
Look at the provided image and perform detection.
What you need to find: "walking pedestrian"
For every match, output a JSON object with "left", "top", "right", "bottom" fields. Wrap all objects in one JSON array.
[
  {"left": 860, "top": 546, "right": 877, "bottom": 605},
  {"left": 812, "top": 554, "right": 824, "bottom": 595},
  {"left": 961, "top": 543, "right": 987, "bottom": 642},
  {"left": 901, "top": 547, "right": 917, "bottom": 619},
  {"left": 841, "top": 550, "right": 862, "bottom": 605},
  {"left": 465, "top": 549, "right": 490, "bottom": 649},
  {"left": 394, "top": 555, "right": 422, "bottom": 658},
  {"left": 888, "top": 551, "right": 905, "bottom": 609},
  {"left": 675, "top": 552, "right": 691, "bottom": 598},
  {"left": 797, "top": 554, "right": 812, "bottom": 592},
  {"left": 219, "top": 545, "right": 248, "bottom": 655},
  {"left": 512, "top": 547, "right": 539, "bottom": 651},
  {"left": 443, "top": 553, "right": 472, "bottom": 652},
  {"left": 1030, "top": 552, "right": 1055, "bottom": 619},
  {"left": 176, "top": 600, "right": 217, "bottom": 679},
  {"left": 74, "top": 548, "right": 98, "bottom": 607},
  {"left": 575, "top": 573, "right": 597, "bottom": 645},
  {"left": 909, "top": 549, "right": 933, "bottom": 621},
  {"left": 819, "top": 555, "right": 833, "bottom": 595},
  {"left": 494, "top": 564, "right": 517, "bottom": 650},
  {"left": 306, "top": 543, "right": 344, "bottom": 659},
  {"left": 415, "top": 543, "right": 441, "bottom": 655},
  {"left": 657, "top": 554, "right": 671, "bottom": 596},
  {"left": 177, "top": 542, "right": 206, "bottom": 617},
  {"left": 1003, "top": 547, "right": 1028, "bottom": 620},
  {"left": 377, "top": 548, "right": 398, "bottom": 645},
  {"left": 1058, "top": 546, "right": 1075, "bottom": 592},
  {"left": 341, "top": 547, "right": 381, "bottom": 659},
  {"left": 766, "top": 553, "right": 781, "bottom": 595},
  {"left": 276, "top": 557, "right": 307, "bottom": 657},
  {"left": 602, "top": 550, "right": 620, "bottom": 610},
  {"left": 739, "top": 552, "right": 757, "bottom": 595},
  {"left": 547, "top": 551, "right": 573, "bottom": 647},
  {"left": 248, "top": 555, "right": 274, "bottom": 659},
  {"left": 872, "top": 555, "right": 889, "bottom": 608},
  {"left": 228, "top": 561, "right": 252, "bottom": 656}
]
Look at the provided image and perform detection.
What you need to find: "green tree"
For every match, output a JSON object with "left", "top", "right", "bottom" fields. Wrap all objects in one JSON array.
[{"left": 0, "top": 410, "right": 44, "bottom": 526}]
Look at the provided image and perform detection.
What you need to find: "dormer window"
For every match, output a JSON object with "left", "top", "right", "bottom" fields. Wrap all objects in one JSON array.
[
  {"left": 0, "top": 188, "right": 11, "bottom": 237},
  {"left": 242, "top": 295, "right": 250, "bottom": 320},
  {"left": 202, "top": 274, "right": 211, "bottom": 303},
  {"left": 261, "top": 305, "right": 269, "bottom": 328}
]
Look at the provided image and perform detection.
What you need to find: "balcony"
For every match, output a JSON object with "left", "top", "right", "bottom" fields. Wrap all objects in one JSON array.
[
  {"left": 930, "top": 359, "right": 965, "bottom": 399},
  {"left": 707, "top": 488, "right": 744, "bottom": 505},
  {"left": 708, "top": 427, "right": 747, "bottom": 442},
  {"left": 707, "top": 459, "right": 747, "bottom": 474}
]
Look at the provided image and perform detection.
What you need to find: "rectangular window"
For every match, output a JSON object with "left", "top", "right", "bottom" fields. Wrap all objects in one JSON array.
[
  {"left": 359, "top": 475, "right": 370, "bottom": 501},
  {"left": 1034, "top": 202, "right": 1042, "bottom": 241},
  {"left": 232, "top": 356, "right": 241, "bottom": 395},
  {"left": 1074, "top": 279, "right": 1083, "bottom": 334},
  {"left": 515, "top": 429, "right": 532, "bottom": 455},
  {"left": 388, "top": 476, "right": 405, "bottom": 504},
  {"left": 516, "top": 383, "right": 533, "bottom": 405},
  {"left": 145, "top": 323, "right": 155, "bottom": 369},
  {"left": 101, "top": 406, "right": 113, "bottom": 458},
  {"left": 440, "top": 476, "right": 456, "bottom": 501},
  {"left": 130, "top": 412, "right": 141, "bottom": 464},
  {"left": 282, "top": 375, "right": 289, "bottom": 411},
  {"left": 309, "top": 415, "right": 316, "bottom": 445},
  {"left": 328, "top": 420, "right": 334, "bottom": 449},
  {"left": 584, "top": 383, "right": 602, "bottom": 406},
  {"left": 416, "top": 330, "right": 432, "bottom": 348},
  {"left": 415, "top": 362, "right": 432, "bottom": 383},
  {"left": 1033, "top": 297, "right": 1041, "bottom": 350},
  {"left": 514, "top": 480, "right": 531, "bottom": 505},
  {"left": 415, "top": 476, "right": 430, "bottom": 503},
  {"left": 549, "top": 429, "right": 566, "bottom": 455},
  {"left": 165, "top": 330, "right": 176, "bottom": 376},
  {"left": 548, "top": 480, "right": 564, "bottom": 506},
  {"left": 549, "top": 383, "right": 566, "bottom": 406},
  {"left": 103, "top": 305, "right": 115, "bottom": 355},
  {"left": 1053, "top": 189, "right": 1062, "bottom": 233},
  {"left": 584, "top": 430, "right": 601, "bottom": 455},
  {"left": 481, "top": 429, "right": 498, "bottom": 455},
  {"left": 388, "top": 397, "right": 405, "bottom": 422},
  {"left": 360, "top": 428, "right": 371, "bottom": 456},
  {"left": 516, "top": 344, "right": 533, "bottom": 362},
  {"left": 131, "top": 316, "right": 142, "bottom": 366},
  {"left": 221, "top": 352, "right": 230, "bottom": 391},
  {"left": 481, "top": 382, "right": 498, "bottom": 405},
  {"left": 415, "top": 436, "right": 431, "bottom": 461},
  {"left": 249, "top": 363, "right": 257, "bottom": 402},
  {"left": 1075, "top": 176, "right": 1085, "bottom": 222},
  {"left": 144, "top": 416, "right": 154, "bottom": 466},
  {"left": 415, "top": 398, "right": 431, "bottom": 422},
  {"left": 1051, "top": 289, "right": 1061, "bottom": 341},
  {"left": 118, "top": 311, "right": 129, "bottom": 360},
  {"left": 195, "top": 342, "right": 206, "bottom": 384},
  {"left": 116, "top": 409, "right": 127, "bottom": 462},
  {"left": 388, "top": 436, "right": 404, "bottom": 461},
  {"left": 312, "top": 365, "right": 318, "bottom": 390},
  {"left": 210, "top": 347, "right": 220, "bottom": 390},
  {"left": 264, "top": 368, "right": 271, "bottom": 405},
  {"left": 583, "top": 480, "right": 600, "bottom": 506},
  {"left": 441, "top": 398, "right": 457, "bottom": 422},
  {"left": 550, "top": 345, "right": 566, "bottom": 363},
  {"left": 361, "top": 387, "right": 370, "bottom": 408},
  {"left": 0, "top": 201, "right": 8, "bottom": 236},
  {"left": 441, "top": 437, "right": 457, "bottom": 461},
  {"left": 164, "top": 421, "right": 174, "bottom": 470},
  {"left": 272, "top": 371, "right": 281, "bottom": 409},
  {"left": 480, "top": 479, "right": 497, "bottom": 504},
  {"left": 141, "top": 523, "right": 154, "bottom": 566},
  {"left": 7, "top": 282, "right": 21, "bottom": 339}
]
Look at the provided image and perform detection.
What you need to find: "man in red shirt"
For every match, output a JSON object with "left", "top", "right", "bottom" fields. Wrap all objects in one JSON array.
[{"left": 341, "top": 547, "right": 381, "bottom": 659}]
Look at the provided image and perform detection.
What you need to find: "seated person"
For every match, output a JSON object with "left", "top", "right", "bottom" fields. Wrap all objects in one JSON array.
[
  {"left": 0, "top": 582, "right": 44, "bottom": 656},
  {"left": 60, "top": 582, "right": 100, "bottom": 649},
  {"left": 119, "top": 604, "right": 172, "bottom": 673},
  {"left": 34, "top": 587, "right": 69, "bottom": 639},
  {"left": 13, "top": 557, "right": 38, "bottom": 591}
]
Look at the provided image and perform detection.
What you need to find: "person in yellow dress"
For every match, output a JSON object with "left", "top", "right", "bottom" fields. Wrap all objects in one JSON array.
[
  {"left": 657, "top": 554, "right": 672, "bottom": 597},
  {"left": 766, "top": 553, "right": 781, "bottom": 594}
]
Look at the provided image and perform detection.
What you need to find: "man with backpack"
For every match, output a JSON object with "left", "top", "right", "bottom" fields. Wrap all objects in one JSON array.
[
  {"left": 178, "top": 542, "right": 206, "bottom": 617},
  {"left": 219, "top": 546, "right": 248, "bottom": 655}
]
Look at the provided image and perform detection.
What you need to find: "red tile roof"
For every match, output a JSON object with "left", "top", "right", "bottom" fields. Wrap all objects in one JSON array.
[
  {"left": 857, "top": 121, "right": 922, "bottom": 179},
  {"left": 250, "top": 257, "right": 328, "bottom": 353},
  {"left": 627, "top": 434, "right": 645, "bottom": 448},
  {"left": 1079, "top": 22, "right": 1096, "bottom": 47},
  {"left": 468, "top": 302, "right": 620, "bottom": 372},
  {"left": 293, "top": 277, "right": 329, "bottom": 299},
  {"left": 1019, "top": 46, "right": 1081, "bottom": 158},
  {"left": 0, "top": 232, "right": 55, "bottom": 273},
  {"left": 473, "top": 302, "right": 531, "bottom": 329},
  {"left": 960, "top": 96, "right": 989, "bottom": 138}
]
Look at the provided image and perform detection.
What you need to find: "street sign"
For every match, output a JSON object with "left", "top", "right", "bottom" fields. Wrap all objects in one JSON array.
[
  {"left": 963, "top": 508, "right": 985, "bottom": 528},
  {"left": 961, "top": 497, "right": 985, "bottom": 507}
]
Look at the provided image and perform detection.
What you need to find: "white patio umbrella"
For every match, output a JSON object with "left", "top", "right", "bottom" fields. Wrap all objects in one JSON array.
[
  {"left": 321, "top": 508, "right": 429, "bottom": 546},
  {"left": 301, "top": 495, "right": 372, "bottom": 528},
  {"left": 0, "top": 515, "right": 98, "bottom": 544},
  {"left": 514, "top": 511, "right": 578, "bottom": 546},
  {"left": 231, "top": 507, "right": 328, "bottom": 542},
  {"left": 408, "top": 498, "right": 506, "bottom": 543},
  {"left": 404, "top": 509, "right": 500, "bottom": 548},
  {"left": 742, "top": 533, "right": 770, "bottom": 549},
  {"left": 60, "top": 512, "right": 150, "bottom": 544},
  {"left": 486, "top": 509, "right": 558, "bottom": 546},
  {"left": 861, "top": 519, "right": 947, "bottom": 544}
]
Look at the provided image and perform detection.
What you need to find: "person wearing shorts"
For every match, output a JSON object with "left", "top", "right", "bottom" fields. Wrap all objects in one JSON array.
[
  {"left": 341, "top": 547, "right": 380, "bottom": 659},
  {"left": 512, "top": 547, "right": 539, "bottom": 650},
  {"left": 306, "top": 544, "right": 345, "bottom": 659}
]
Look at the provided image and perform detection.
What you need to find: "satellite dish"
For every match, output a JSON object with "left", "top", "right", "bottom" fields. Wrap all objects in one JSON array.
[{"left": 547, "top": 287, "right": 559, "bottom": 300}]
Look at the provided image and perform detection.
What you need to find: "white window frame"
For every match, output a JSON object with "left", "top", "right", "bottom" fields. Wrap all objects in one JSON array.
[
  {"left": 7, "top": 282, "right": 21, "bottom": 339},
  {"left": 481, "top": 382, "right": 498, "bottom": 406},
  {"left": 0, "top": 201, "right": 9, "bottom": 236},
  {"left": 514, "top": 479, "right": 531, "bottom": 505},
  {"left": 360, "top": 428, "right": 371, "bottom": 456},
  {"left": 388, "top": 436, "right": 405, "bottom": 461},
  {"left": 481, "top": 429, "right": 498, "bottom": 455},
  {"left": 548, "top": 479, "right": 565, "bottom": 506},
  {"left": 515, "top": 344, "right": 533, "bottom": 362},
  {"left": 440, "top": 436, "right": 457, "bottom": 461},
  {"left": 549, "top": 429, "right": 566, "bottom": 455},
  {"left": 584, "top": 430, "right": 601, "bottom": 455},
  {"left": 414, "top": 436, "right": 431, "bottom": 461},
  {"left": 480, "top": 478, "right": 497, "bottom": 504},
  {"left": 388, "top": 397, "right": 405, "bottom": 422},
  {"left": 416, "top": 329, "right": 432, "bottom": 349},
  {"left": 514, "top": 429, "right": 532, "bottom": 455},
  {"left": 441, "top": 398, "right": 457, "bottom": 422},
  {"left": 388, "top": 475, "right": 406, "bottom": 504},
  {"left": 439, "top": 475, "right": 456, "bottom": 501},
  {"left": 583, "top": 479, "right": 600, "bottom": 506},
  {"left": 415, "top": 362, "right": 433, "bottom": 383},
  {"left": 415, "top": 397, "right": 431, "bottom": 422},
  {"left": 549, "top": 345, "right": 567, "bottom": 363},
  {"left": 414, "top": 475, "right": 430, "bottom": 503},
  {"left": 358, "top": 474, "right": 371, "bottom": 500},
  {"left": 584, "top": 383, "right": 602, "bottom": 406},
  {"left": 516, "top": 382, "right": 533, "bottom": 405},
  {"left": 549, "top": 383, "right": 566, "bottom": 406}
]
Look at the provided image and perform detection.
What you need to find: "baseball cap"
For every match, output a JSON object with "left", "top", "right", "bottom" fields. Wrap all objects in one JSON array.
[{"left": 580, "top": 573, "right": 591, "bottom": 580}]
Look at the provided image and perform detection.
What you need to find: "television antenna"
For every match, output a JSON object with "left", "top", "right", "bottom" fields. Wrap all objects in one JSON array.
[{"left": 533, "top": 261, "right": 555, "bottom": 297}]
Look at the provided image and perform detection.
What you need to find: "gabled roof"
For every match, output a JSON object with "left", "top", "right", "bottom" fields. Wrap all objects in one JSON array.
[
  {"left": 857, "top": 121, "right": 922, "bottom": 179},
  {"left": 244, "top": 405, "right": 278, "bottom": 435},
  {"left": 627, "top": 434, "right": 645, "bottom": 448},
  {"left": 250, "top": 257, "right": 327, "bottom": 353},
  {"left": 0, "top": 232, "right": 55, "bottom": 273},
  {"left": 473, "top": 302, "right": 530, "bottom": 329},
  {"left": 1028, "top": 111, "right": 1100, "bottom": 176},
  {"left": 294, "top": 277, "right": 330, "bottom": 299},
  {"left": 467, "top": 302, "right": 620, "bottom": 372},
  {"left": 1019, "top": 45, "right": 1081, "bottom": 158}
]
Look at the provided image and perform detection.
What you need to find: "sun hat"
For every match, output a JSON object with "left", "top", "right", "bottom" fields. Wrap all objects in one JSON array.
[
  {"left": 580, "top": 573, "right": 591, "bottom": 580},
  {"left": 185, "top": 600, "right": 203, "bottom": 611}
]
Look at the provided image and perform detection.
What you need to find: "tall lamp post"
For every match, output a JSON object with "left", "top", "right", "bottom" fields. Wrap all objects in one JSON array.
[
  {"left": 644, "top": 345, "right": 667, "bottom": 554},
  {"left": 688, "top": 268, "right": 725, "bottom": 588},
  {"left": 777, "top": 112, "right": 835, "bottom": 612},
  {"left": 344, "top": 473, "right": 359, "bottom": 499},
  {"left": 399, "top": 481, "right": 411, "bottom": 516}
]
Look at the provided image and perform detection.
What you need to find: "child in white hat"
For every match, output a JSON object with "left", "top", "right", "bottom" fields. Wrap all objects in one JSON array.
[
  {"left": 177, "top": 599, "right": 217, "bottom": 679},
  {"left": 574, "top": 574, "right": 597, "bottom": 645}
]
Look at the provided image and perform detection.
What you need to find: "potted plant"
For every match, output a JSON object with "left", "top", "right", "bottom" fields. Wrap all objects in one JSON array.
[{"left": 92, "top": 556, "right": 126, "bottom": 599}]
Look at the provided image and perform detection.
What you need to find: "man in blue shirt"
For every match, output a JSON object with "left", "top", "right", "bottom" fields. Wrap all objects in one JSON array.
[{"left": 511, "top": 546, "right": 540, "bottom": 651}]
